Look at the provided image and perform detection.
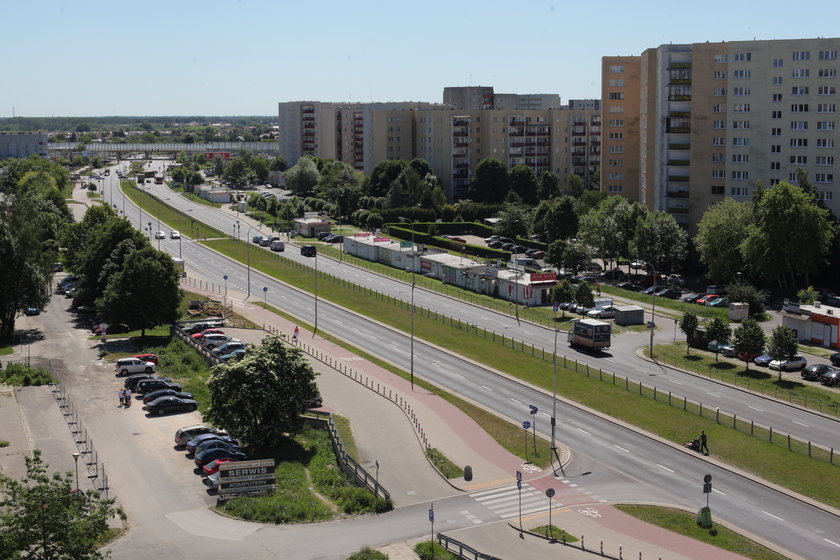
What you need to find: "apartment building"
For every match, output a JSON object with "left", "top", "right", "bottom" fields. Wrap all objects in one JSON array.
[
  {"left": 0, "top": 132, "right": 48, "bottom": 160},
  {"left": 603, "top": 38, "right": 840, "bottom": 232}
]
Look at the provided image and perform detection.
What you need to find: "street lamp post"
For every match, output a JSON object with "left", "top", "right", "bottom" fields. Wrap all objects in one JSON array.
[
  {"left": 314, "top": 249, "right": 319, "bottom": 333},
  {"left": 551, "top": 326, "right": 561, "bottom": 473},
  {"left": 646, "top": 262, "right": 658, "bottom": 357},
  {"left": 399, "top": 217, "right": 416, "bottom": 390},
  {"left": 244, "top": 225, "right": 255, "bottom": 299},
  {"left": 72, "top": 452, "right": 80, "bottom": 491}
]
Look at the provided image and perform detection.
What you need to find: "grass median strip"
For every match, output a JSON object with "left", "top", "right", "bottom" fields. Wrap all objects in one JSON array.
[
  {"left": 207, "top": 238, "right": 840, "bottom": 509},
  {"left": 120, "top": 181, "right": 227, "bottom": 240}
]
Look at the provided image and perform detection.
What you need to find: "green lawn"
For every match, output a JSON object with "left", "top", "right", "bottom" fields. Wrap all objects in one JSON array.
[
  {"left": 119, "top": 181, "right": 227, "bottom": 239},
  {"left": 600, "top": 284, "right": 730, "bottom": 320},
  {"left": 615, "top": 505, "right": 789, "bottom": 560}
]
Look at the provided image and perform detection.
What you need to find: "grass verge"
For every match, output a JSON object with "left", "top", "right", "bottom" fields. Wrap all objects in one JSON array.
[
  {"left": 0, "top": 363, "right": 55, "bottom": 386},
  {"left": 120, "top": 181, "right": 227, "bottom": 240},
  {"left": 0, "top": 334, "right": 14, "bottom": 355},
  {"left": 426, "top": 448, "right": 464, "bottom": 479},
  {"left": 414, "top": 542, "right": 458, "bottom": 560},
  {"left": 530, "top": 525, "right": 578, "bottom": 542},
  {"left": 615, "top": 505, "right": 789, "bottom": 560},
  {"left": 600, "top": 284, "right": 729, "bottom": 320}
]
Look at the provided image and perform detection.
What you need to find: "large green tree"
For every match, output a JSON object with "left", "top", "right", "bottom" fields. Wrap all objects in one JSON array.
[
  {"left": 695, "top": 198, "right": 754, "bottom": 286},
  {"left": 561, "top": 240, "right": 592, "bottom": 276},
  {"left": 767, "top": 325, "right": 799, "bottom": 381},
  {"left": 509, "top": 165, "right": 538, "bottom": 205},
  {"left": 467, "top": 158, "right": 509, "bottom": 203},
  {"left": 97, "top": 247, "right": 182, "bottom": 336},
  {"left": 732, "top": 318, "right": 765, "bottom": 371},
  {"left": 536, "top": 171, "right": 560, "bottom": 200},
  {"left": 0, "top": 449, "right": 124, "bottom": 560},
  {"left": 284, "top": 157, "right": 321, "bottom": 197},
  {"left": 679, "top": 311, "right": 698, "bottom": 355},
  {"left": 493, "top": 203, "right": 530, "bottom": 240},
  {"left": 366, "top": 160, "right": 406, "bottom": 198},
  {"left": 740, "top": 181, "right": 834, "bottom": 293},
  {"left": 534, "top": 197, "right": 578, "bottom": 243},
  {"left": 706, "top": 317, "right": 731, "bottom": 361},
  {"left": 205, "top": 335, "right": 319, "bottom": 446},
  {"left": 74, "top": 218, "right": 149, "bottom": 304},
  {"left": 631, "top": 211, "right": 688, "bottom": 274}
]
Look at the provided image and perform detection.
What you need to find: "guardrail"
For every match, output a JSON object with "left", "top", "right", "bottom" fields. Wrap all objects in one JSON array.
[
  {"left": 437, "top": 533, "right": 501, "bottom": 560},
  {"left": 171, "top": 327, "right": 223, "bottom": 366}
]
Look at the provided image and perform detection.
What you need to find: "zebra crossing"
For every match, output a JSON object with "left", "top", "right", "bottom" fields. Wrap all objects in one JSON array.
[{"left": 469, "top": 483, "right": 558, "bottom": 519}]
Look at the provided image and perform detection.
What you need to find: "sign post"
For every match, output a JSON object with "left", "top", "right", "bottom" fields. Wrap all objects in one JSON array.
[
  {"left": 529, "top": 405, "right": 538, "bottom": 456},
  {"left": 546, "top": 488, "right": 556, "bottom": 541},
  {"left": 522, "top": 420, "right": 531, "bottom": 464},
  {"left": 429, "top": 503, "right": 434, "bottom": 548},
  {"left": 516, "top": 470, "right": 523, "bottom": 533},
  {"left": 697, "top": 474, "right": 713, "bottom": 529}
]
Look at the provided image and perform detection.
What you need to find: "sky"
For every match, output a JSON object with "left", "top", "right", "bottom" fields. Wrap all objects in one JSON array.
[{"left": 3, "top": 0, "right": 840, "bottom": 117}]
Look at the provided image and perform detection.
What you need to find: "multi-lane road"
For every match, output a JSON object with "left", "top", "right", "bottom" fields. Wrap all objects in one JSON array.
[{"left": 96, "top": 163, "right": 840, "bottom": 559}]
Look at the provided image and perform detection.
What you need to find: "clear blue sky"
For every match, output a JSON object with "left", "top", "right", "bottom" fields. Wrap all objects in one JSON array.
[{"left": 3, "top": 0, "right": 839, "bottom": 117}]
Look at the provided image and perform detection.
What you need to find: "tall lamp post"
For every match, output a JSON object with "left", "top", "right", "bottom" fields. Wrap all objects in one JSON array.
[
  {"left": 313, "top": 248, "right": 319, "bottom": 333},
  {"left": 398, "top": 217, "right": 416, "bottom": 390},
  {"left": 550, "top": 326, "right": 563, "bottom": 473},
  {"left": 244, "top": 225, "right": 255, "bottom": 299},
  {"left": 72, "top": 452, "right": 80, "bottom": 491},
  {"left": 645, "top": 262, "right": 658, "bottom": 357}
]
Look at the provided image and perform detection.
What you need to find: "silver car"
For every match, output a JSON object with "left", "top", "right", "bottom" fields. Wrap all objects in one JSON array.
[{"left": 768, "top": 355, "right": 807, "bottom": 371}]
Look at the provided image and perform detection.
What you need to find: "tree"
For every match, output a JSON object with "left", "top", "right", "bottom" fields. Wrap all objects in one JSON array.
[
  {"left": 0, "top": 449, "right": 124, "bottom": 560},
  {"left": 537, "top": 171, "right": 560, "bottom": 200},
  {"left": 574, "top": 282, "right": 594, "bottom": 309},
  {"left": 578, "top": 197, "right": 646, "bottom": 268},
  {"left": 767, "top": 325, "right": 799, "bottom": 381},
  {"left": 541, "top": 197, "right": 578, "bottom": 243},
  {"left": 509, "top": 165, "right": 538, "bottom": 205},
  {"left": 797, "top": 285, "right": 819, "bottom": 305},
  {"left": 98, "top": 247, "right": 182, "bottom": 337},
  {"left": 562, "top": 241, "right": 592, "bottom": 277},
  {"left": 74, "top": 218, "right": 148, "bottom": 303},
  {"left": 467, "top": 158, "right": 509, "bottom": 203},
  {"left": 732, "top": 318, "right": 765, "bottom": 371},
  {"left": 740, "top": 181, "right": 834, "bottom": 293},
  {"left": 679, "top": 311, "right": 698, "bottom": 355},
  {"left": 695, "top": 198, "right": 753, "bottom": 286},
  {"left": 284, "top": 157, "right": 321, "bottom": 197},
  {"left": 706, "top": 317, "right": 731, "bottom": 361},
  {"left": 493, "top": 203, "right": 530, "bottom": 240},
  {"left": 726, "top": 281, "right": 766, "bottom": 317},
  {"left": 205, "top": 335, "right": 319, "bottom": 446},
  {"left": 631, "top": 211, "right": 688, "bottom": 274},
  {"left": 550, "top": 279, "right": 575, "bottom": 318},
  {"left": 545, "top": 239, "right": 566, "bottom": 268},
  {"left": 366, "top": 160, "right": 406, "bottom": 198},
  {"left": 561, "top": 174, "right": 585, "bottom": 197}
]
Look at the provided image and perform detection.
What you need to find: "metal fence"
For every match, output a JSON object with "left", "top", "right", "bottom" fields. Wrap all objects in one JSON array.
[{"left": 437, "top": 533, "right": 501, "bottom": 560}]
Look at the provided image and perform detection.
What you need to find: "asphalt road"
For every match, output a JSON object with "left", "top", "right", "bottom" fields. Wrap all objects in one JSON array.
[{"left": 88, "top": 166, "right": 840, "bottom": 559}]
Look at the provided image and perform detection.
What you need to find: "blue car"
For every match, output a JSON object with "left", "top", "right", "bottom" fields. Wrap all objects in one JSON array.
[
  {"left": 185, "top": 433, "right": 239, "bottom": 456},
  {"left": 219, "top": 348, "right": 246, "bottom": 362},
  {"left": 754, "top": 353, "right": 773, "bottom": 367}
]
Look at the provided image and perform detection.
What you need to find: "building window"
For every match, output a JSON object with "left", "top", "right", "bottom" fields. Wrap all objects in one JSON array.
[
  {"left": 713, "top": 137, "right": 725, "bottom": 145},
  {"left": 609, "top": 92, "right": 625, "bottom": 100},
  {"left": 819, "top": 50, "right": 838, "bottom": 60},
  {"left": 770, "top": 178, "right": 781, "bottom": 185},
  {"left": 771, "top": 127, "right": 782, "bottom": 136},
  {"left": 712, "top": 169, "right": 725, "bottom": 178},
  {"left": 790, "top": 137, "right": 809, "bottom": 147},
  {"left": 773, "top": 58, "right": 784, "bottom": 67},
  {"left": 732, "top": 153, "right": 750, "bottom": 163},
  {"left": 610, "top": 65, "right": 625, "bottom": 73},
  {"left": 734, "top": 69, "right": 751, "bottom": 79},
  {"left": 731, "top": 186, "right": 749, "bottom": 196},
  {"left": 713, "top": 120, "right": 726, "bottom": 129},
  {"left": 732, "top": 120, "right": 750, "bottom": 129},
  {"left": 608, "top": 119, "right": 624, "bottom": 126},
  {"left": 819, "top": 86, "right": 837, "bottom": 95},
  {"left": 817, "top": 138, "right": 836, "bottom": 148},
  {"left": 713, "top": 103, "right": 726, "bottom": 113},
  {"left": 609, "top": 132, "right": 624, "bottom": 140},
  {"left": 773, "top": 93, "right": 784, "bottom": 102},
  {"left": 790, "top": 155, "right": 808, "bottom": 164},
  {"left": 732, "top": 137, "right": 750, "bottom": 146},
  {"left": 608, "top": 145, "right": 624, "bottom": 153},
  {"left": 734, "top": 52, "right": 752, "bottom": 62},
  {"left": 816, "top": 156, "right": 834, "bottom": 165},
  {"left": 732, "top": 103, "right": 750, "bottom": 112},
  {"left": 714, "top": 54, "right": 727, "bottom": 63},
  {"left": 791, "top": 120, "right": 808, "bottom": 130},
  {"left": 607, "top": 172, "right": 624, "bottom": 180},
  {"left": 711, "top": 185, "right": 725, "bottom": 194},
  {"left": 714, "top": 87, "right": 727, "bottom": 96},
  {"left": 792, "top": 68, "right": 811, "bottom": 78},
  {"left": 733, "top": 87, "right": 751, "bottom": 96},
  {"left": 789, "top": 172, "right": 799, "bottom": 181},
  {"left": 771, "top": 161, "right": 781, "bottom": 170},
  {"left": 818, "top": 103, "right": 836, "bottom": 113},
  {"left": 819, "top": 68, "right": 837, "bottom": 78},
  {"left": 772, "top": 110, "right": 782, "bottom": 119},
  {"left": 817, "top": 121, "right": 836, "bottom": 130},
  {"left": 791, "top": 103, "right": 809, "bottom": 112},
  {"left": 771, "top": 144, "right": 781, "bottom": 152},
  {"left": 772, "top": 76, "right": 784, "bottom": 85},
  {"left": 714, "top": 71, "right": 727, "bottom": 79},
  {"left": 712, "top": 153, "right": 725, "bottom": 162},
  {"left": 815, "top": 173, "right": 834, "bottom": 183},
  {"left": 609, "top": 79, "right": 625, "bottom": 86},
  {"left": 608, "top": 185, "right": 623, "bottom": 193},
  {"left": 792, "top": 51, "right": 811, "bottom": 61},
  {"left": 792, "top": 86, "right": 810, "bottom": 96},
  {"left": 608, "top": 106, "right": 625, "bottom": 113},
  {"left": 817, "top": 191, "right": 834, "bottom": 200},
  {"left": 608, "top": 158, "right": 623, "bottom": 166}
]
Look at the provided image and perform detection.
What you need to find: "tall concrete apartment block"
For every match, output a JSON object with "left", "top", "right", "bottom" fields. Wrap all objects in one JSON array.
[
  {"left": 603, "top": 38, "right": 840, "bottom": 231},
  {"left": 0, "top": 132, "right": 48, "bottom": 159}
]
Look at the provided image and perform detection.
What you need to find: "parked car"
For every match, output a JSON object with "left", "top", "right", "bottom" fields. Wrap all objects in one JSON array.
[
  {"left": 682, "top": 293, "right": 704, "bottom": 303},
  {"left": 194, "top": 438, "right": 242, "bottom": 458},
  {"left": 707, "top": 341, "right": 731, "bottom": 354},
  {"left": 667, "top": 274, "right": 685, "bottom": 287},
  {"left": 301, "top": 245, "right": 316, "bottom": 257},
  {"left": 801, "top": 364, "right": 836, "bottom": 381},
  {"left": 602, "top": 268, "right": 626, "bottom": 281},
  {"left": 753, "top": 353, "right": 773, "bottom": 367},
  {"left": 269, "top": 239, "right": 285, "bottom": 252},
  {"left": 174, "top": 425, "right": 228, "bottom": 447},
  {"left": 203, "top": 457, "right": 237, "bottom": 476},
  {"left": 484, "top": 235, "right": 500, "bottom": 243},
  {"left": 252, "top": 235, "right": 264, "bottom": 244},
  {"left": 696, "top": 294, "right": 718, "bottom": 305},
  {"left": 145, "top": 396, "right": 198, "bottom": 415},
  {"left": 830, "top": 352, "right": 840, "bottom": 367},
  {"left": 488, "top": 240, "right": 504, "bottom": 249},
  {"left": 769, "top": 355, "right": 807, "bottom": 371},
  {"left": 258, "top": 237, "right": 271, "bottom": 247},
  {"left": 629, "top": 260, "right": 647, "bottom": 270},
  {"left": 316, "top": 231, "right": 332, "bottom": 240},
  {"left": 640, "top": 285, "right": 664, "bottom": 295},
  {"left": 132, "top": 353, "right": 158, "bottom": 365},
  {"left": 142, "top": 389, "right": 193, "bottom": 405},
  {"left": 653, "top": 288, "right": 681, "bottom": 299},
  {"left": 195, "top": 447, "right": 247, "bottom": 468},
  {"left": 211, "top": 341, "right": 247, "bottom": 356},
  {"left": 201, "top": 335, "right": 238, "bottom": 350},
  {"left": 736, "top": 351, "right": 761, "bottom": 362},
  {"left": 115, "top": 358, "right": 156, "bottom": 376},
  {"left": 183, "top": 322, "right": 217, "bottom": 335},
  {"left": 616, "top": 281, "right": 642, "bottom": 291},
  {"left": 501, "top": 243, "right": 515, "bottom": 252},
  {"left": 820, "top": 369, "right": 840, "bottom": 386},
  {"left": 530, "top": 250, "right": 545, "bottom": 260},
  {"left": 721, "top": 345, "right": 738, "bottom": 358},
  {"left": 136, "top": 378, "right": 181, "bottom": 395},
  {"left": 124, "top": 374, "right": 160, "bottom": 390},
  {"left": 204, "top": 470, "right": 220, "bottom": 488},
  {"left": 706, "top": 297, "right": 728, "bottom": 307},
  {"left": 185, "top": 434, "right": 239, "bottom": 456},
  {"left": 587, "top": 306, "right": 618, "bottom": 319},
  {"left": 191, "top": 328, "right": 224, "bottom": 340},
  {"left": 706, "top": 285, "right": 726, "bottom": 295},
  {"left": 325, "top": 235, "right": 344, "bottom": 243},
  {"left": 219, "top": 348, "right": 247, "bottom": 362}
]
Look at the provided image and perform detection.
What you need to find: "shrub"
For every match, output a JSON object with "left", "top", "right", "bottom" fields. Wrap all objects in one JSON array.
[
  {"left": 346, "top": 547, "right": 388, "bottom": 560},
  {"left": 1, "top": 363, "right": 54, "bottom": 386},
  {"left": 414, "top": 541, "right": 457, "bottom": 560}
]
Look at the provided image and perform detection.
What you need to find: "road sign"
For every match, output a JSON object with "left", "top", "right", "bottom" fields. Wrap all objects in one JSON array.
[
  {"left": 400, "top": 241, "right": 413, "bottom": 248},
  {"left": 546, "top": 488, "right": 555, "bottom": 498},
  {"left": 223, "top": 275, "right": 228, "bottom": 280},
  {"left": 428, "top": 507, "right": 434, "bottom": 522},
  {"left": 522, "top": 420, "right": 531, "bottom": 430},
  {"left": 263, "top": 286, "right": 268, "bottom": 292},
  {"left": 516, "top": 470, "right": 522, "bottom": 482},
  {"left": 529, "top": 405, "right": 538, "bottom": 415},
  {"left": 219, "top": 459, "right": 275, "bottom": 497},
  {"left": 517, "top": 480, "right": 522, "bottom": 490},
  {"left": 703, "top": 474, "right": 712, "bottom": 494}
]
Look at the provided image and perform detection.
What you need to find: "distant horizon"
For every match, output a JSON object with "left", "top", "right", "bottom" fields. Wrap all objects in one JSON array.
[{"left": 3, "top": 1, "right": 840, "bottom": 116}]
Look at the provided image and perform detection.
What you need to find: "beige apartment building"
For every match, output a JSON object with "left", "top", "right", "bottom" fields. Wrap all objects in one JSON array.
[
  {"left": 603, "top": 38, "right": 840, "bottom": 232},
  {"left": 280, "top": 88, "right": 600, "bottom": 201}
]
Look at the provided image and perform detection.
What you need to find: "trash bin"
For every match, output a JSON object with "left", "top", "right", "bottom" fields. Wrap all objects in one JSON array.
[{"left": 464, "top": 465, "right": 473, "bottom": 482}]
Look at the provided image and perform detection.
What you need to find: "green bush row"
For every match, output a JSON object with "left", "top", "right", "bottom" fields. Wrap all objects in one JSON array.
[{"left": 0, "top": 363, "right": 54, "bottom": 386}]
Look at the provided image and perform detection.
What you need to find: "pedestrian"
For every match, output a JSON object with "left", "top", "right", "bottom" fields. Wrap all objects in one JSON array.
[
  {"left": 699, "top": 430, "right": 708, "bottom": 455},
  {"left": 596, "top": 283, "right": 602, "bottom": 296},
  {"left": 124, "top": 388, "right": 132, "bottom": 408},
  {"left": 118, "top": 389, "right": 125, "bottom": 408},
  {"left": 292, "top": 326, "right": 300, "bottom": 344}
]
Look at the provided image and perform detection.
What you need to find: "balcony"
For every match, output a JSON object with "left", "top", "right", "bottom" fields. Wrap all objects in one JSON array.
[
  {"left": 302, "top": 107, "right": 315, "bottom": 113},
  {"left": 453, "top": 119, "right": 470, "bottom": 127},
  {"left": 668, "top": 95, "right": 692, "bottom": 101},
  {"left": 669, "top": 111, "right": 691, "bottom": 118},
  {"left": 669, "top": 62, "right": 692, "bottom": 69},
  {"left": 666, "top": 190, "right": 690, "bottom": 198},
  {"left": 667, "top": 207, "right": 690, "bottom": 214},
  {"left": 667, "top": 126, "right": 691, "bottom": 134},
  {"left": 669, "top": 143, "right": 691, "bottom": 150},
  {"left": 509, "top": 119, "right": 526, "bottom": 126},
  {"left": 668, "top": 175, "right": 689, "bottom": 182},
  {"left": 668, "top": 159, "right": 690, "bottom": 166}
]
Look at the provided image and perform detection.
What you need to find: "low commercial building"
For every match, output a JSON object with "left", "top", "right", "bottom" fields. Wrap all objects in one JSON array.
[
  {"left": 194, "top": 185, "right": 232, "bottom": 203},
  {"left": 615, "top": 305, "right": 645, "bottom": 326},
  {"left": 0, "top": 132, "right": 48, "bottom": 159},
  {"left": 780, "top": 301, "right": 840, "bottom": 349},
  {"left": 293, "top": 213, "right": 331, "bottom": 238}
]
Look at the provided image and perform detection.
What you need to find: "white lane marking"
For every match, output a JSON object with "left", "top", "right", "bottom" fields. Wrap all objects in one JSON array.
[
  {"left": 541, "top": 412, "right": 551, "bottom": 418},
  {"left": 613, "top": 445, "right": 630, "bottom": 453},
  {"left": 666, "top": 378, "right": 683, "bottom": 385},
  {"left": 656, "top": 464, "right": 674, "bottom": 473},
  {"left": 712, "top": 488, "right": 725, "bottom": 495},
  {"left": 455, "top": 373, "right": 465, "bottom": 379},
  {"left": 634, "top": 368, "right": 647, "bottom": 374},
  {"left": 605, "top": 358, "right": 616, "bottom": 363},
  {"left": 706, "top": 392, "right": 720, "bottom": 398},
  {"left": 576, "top": 428, "right": 591, "bottom": 436},
  {"left": 431, "top": 362, "right": 440, "bottom": 368},
  {"left": 481, "top": 385, "right": 493, "bottom": 391},
  {"left": 792, "top": 420, "right": 810, "bottom": 427},
  {"left": 748, "top": 405, "right": 764, "bottom": 412},
  {"left": 510, "top": 398, "right": 522, "bottom": 404},
  {"left": 762, "top": 510, "right": 784, "bottom": 522},
  {"left": 824, "top": 538, "right": 840, "bottom": 548}
]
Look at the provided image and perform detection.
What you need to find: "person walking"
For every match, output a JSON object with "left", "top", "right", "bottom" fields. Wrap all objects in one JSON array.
[
  {"left": 292, "top": 326, "right": 300, "bottom": 344},
  {"left": 124, "top": 388, "right": 132, "bottom": 408},
  {"left": 118, "top": 389, "right": 125, "bottom": 408},
  {"left": 699, "top": 430, "right": 708, "bottom": 455}
]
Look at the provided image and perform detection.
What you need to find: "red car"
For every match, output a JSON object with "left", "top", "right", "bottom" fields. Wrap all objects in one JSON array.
[
  {"left": 695, "top": 294, "right": 717, "bottom": 305},
  {"left": 203, "top": 457, "right": 236, "bottom": 476},
  {"left": 191, "top": 328, "right": 224, "bottom": 340},
  {"left": 133, "top": 353, "right": 159, "bottom": 365}
]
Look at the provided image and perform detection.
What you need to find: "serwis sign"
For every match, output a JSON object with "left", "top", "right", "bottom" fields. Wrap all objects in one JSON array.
[{"left": 218, "top": 459, "right": 276, "bottom": 497}]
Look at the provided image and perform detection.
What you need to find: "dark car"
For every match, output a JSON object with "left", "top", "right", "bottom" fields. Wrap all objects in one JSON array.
[
  {"left": 136, "top": 378, "right": 180, "bottom": 395},
  {"left": 174, "top": 425, "right": 228, "bottom": 447},
  {"left": 195, "top": 447, "right": 247, "bottom": 468},
  {"left": 488, "top": 240, "right": 504, "bottom": 249},
  {"left": 653, "top": 288, "right": 681, "bottom": 299},
  {"left": 753, "top": 353, "right": 773, "bottom": 367},
  {"left": 820, "top": 369, "right": 840, "bottom": 386},
  {"left": 682, "top": 293, "right": 703, "bottom": 303},
  {"left": 325, "top": 235, "right": 344, "bottom": 243},
  {"left": 194, "top": 438, "right": 241, "bottom": 458},
  {"left": 124, "top": 374, "right": 160, "bottom": 390},
  {"left": 501, "top": 243, "right": 515, "bottom": 252},
  {"left": 602, "top": 268, "right": 626, "bottom": 281},
  {"left": 142, "top": 389, "right": 193, "bottom": 405},
  {"left": 316, "top": 231, "right": 332, "bottom": 240},
  {"left": 640, "top": 285, "right": 664, "bottom": 295},
  {"left": 802, "top": 364, "right": 836, "bottom": 381},
  {"left": 145, "top": 396, "right": 198, "bottom": 416},
  {"left": 301, "top": 245, "right": 316, "bottom": 257},
  {"left": 831, "top": 352, "right": 840, "bottom": 367},
  {"left": 616, "top": 282, "right": 642, "bottom": 291},
  {"left": 185, "top": 433, "right": 239, "bottom": 456},
  {"left": 512, "top": 245, "right": 528, "bottom": 254}
]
